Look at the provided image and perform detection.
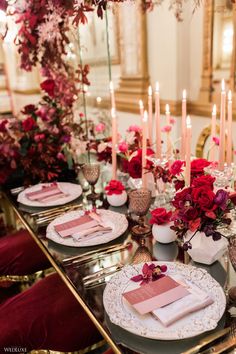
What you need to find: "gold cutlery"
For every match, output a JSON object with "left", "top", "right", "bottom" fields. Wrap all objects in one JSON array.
[
  {"left": 181, "top": 327, "right": 230, "bottom": 354},
  {"left": 200, "top": 323, "right": 236, "bottom": 354},
  {"left": 31, "top": 203, "right": 82, "bottom": 217},
  {"left": 83, "top": 263, "right": 124, "bottom": 287},
  {"left": 62, "top": 242, "right": 131, "bottom": 265}
]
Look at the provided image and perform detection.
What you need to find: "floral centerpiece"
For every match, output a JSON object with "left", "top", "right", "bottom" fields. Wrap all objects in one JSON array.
[
  {"left": 150, "top": 207, "right": 177, "bottom": 243},
  {"left": 105, "top": 180, "right": 127, "bottom": 207},
  {"left": 171, "top": 174, "right": 234, "bottom": 264}
]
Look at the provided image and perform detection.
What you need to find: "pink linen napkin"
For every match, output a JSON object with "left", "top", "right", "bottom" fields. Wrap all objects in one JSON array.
[
  {"left": 26, "top": 183, "right": 66, "bottom": 202},
  {"left": 54, "top": 214, "right": 100, "bottom": 238},
  {"left": 152, "top": 278, "right": 213, "bottom": 326}
]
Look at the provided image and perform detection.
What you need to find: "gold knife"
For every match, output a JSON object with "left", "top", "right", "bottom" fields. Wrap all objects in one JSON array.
[
  {"left": 200, "top": 336, "right": 236, "bottom": 354},
  {"left": 181, "top": 327, "right": 230, "bottom": 354}
]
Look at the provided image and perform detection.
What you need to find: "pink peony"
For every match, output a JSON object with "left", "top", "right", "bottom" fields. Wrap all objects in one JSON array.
[
  {"left": 161, "top": 125, "right": 172, "bottom": 133},
  {"left": 95, "top": 123, "right": 106, "bottom": 133},
  {"left": 127, "top": 125, "right": 142, "bottom": 133},
  {"left": 212, "top": 136, "right": 220, "bottom": 146},
  {"left": 118, "top": 141, "right": 128, "bottom": 153}
]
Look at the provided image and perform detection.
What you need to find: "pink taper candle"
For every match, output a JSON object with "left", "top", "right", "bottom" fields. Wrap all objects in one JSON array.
[
  {"left": 139, "top": 99, "right": 144, "bottom": 125},
  {"left": 109, "top": 81, "right": 116, "bottom": 111},
  {"left": 155, "top": 82, "right": 161, "bottom": 159},
  {"left": 227, "top": 90, "right": 232, "bottom": 166},
  {"left": 148, "top": 86, "right": 153, "bottom": 145},
  {"left": 219, "top": 79, "right": 226, "bottom": 171},
  {"left": 181, "top": 89, "right": 187, "bottom": 160},
  {"left": 142, "top": 110, "right": 148, "bottom": 189},
  {"left": 185, "top": 115, "right": 192, "bottom": 187},
  {"left": 209, "top": 104, "right": 217, "bottom": 162},
  {"left": 165, "top": 104, "right": 172, "bottom": 159},
  {"left": 111, "top": 108, "right": 117, "bottom": 180}
]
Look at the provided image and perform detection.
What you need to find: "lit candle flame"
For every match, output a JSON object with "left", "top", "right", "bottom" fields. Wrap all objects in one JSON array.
[
  {"left": 96, "top": 96, "right": 102, "bottom": 103},
  {"left": 186, "top": 115, "right": 191, "bottom": 128},
  {"left": 228, "top": 90, "right": 232, "bottom": 101},
  {"left": 109, "top": 81, "right": 114, "bottom": 92},
  {"left": 148, "top": 85, "right": 152, "bottom": 96},
  {"left": 165, "top": 104, "right": 170, "bottom": 114},
  {"left": 143, "top": 110, "right": 148, "bottom": 122},
  {"left": 182, "top": 89, "right": 187, "bottom": 100},
  {"left": 155, "top": 82, "right": 159, "bottom": 92},
  {"left": 111, "top": 108, "right": 116, "bottom": 119},
  {"left": 139, "top": 99, "right": 144, "bottom": 109},
  {"left": 212, "top": 104, "right": 217, "bottom": 115},
  {"left": 221, "top": 79, "right": 225, "bottom": 92}
]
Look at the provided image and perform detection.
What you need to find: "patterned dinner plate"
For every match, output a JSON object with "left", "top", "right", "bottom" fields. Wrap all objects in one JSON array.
[
  {"left": 18, "top": 182, "right": 82, "bottom": 207},
  {"left": 46, "top": 209, "right": 128, "bottom": 247},
  {"left": 103, "top": 262, "right": 226, "bottom": 340}
]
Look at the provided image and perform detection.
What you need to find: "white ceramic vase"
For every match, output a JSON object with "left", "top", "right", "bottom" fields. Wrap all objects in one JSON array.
[
  {"left": 152, "top": 222, "right": 177, "bottom": 244},
  {"left": 185, "top": 231, "right": 228, "bottom": 265},
  {"left": 107, "top": 191, "right": 127, "bottom": 207}
]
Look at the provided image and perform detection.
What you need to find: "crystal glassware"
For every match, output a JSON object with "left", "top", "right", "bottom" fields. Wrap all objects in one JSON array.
[
  {"left": 82, "top": 163, "right": 101, "bottom": 200},
  {"left": 129, "top": 188, "right": 151, "bottom": 236}
]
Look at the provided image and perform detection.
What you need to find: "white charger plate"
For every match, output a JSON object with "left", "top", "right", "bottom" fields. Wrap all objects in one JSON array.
[
  {"left": 17, "top": 182, "right": 82, "bottom": 207},
  {"left": 103, "top": 262, "right": 226, "bottom": 340},
  {"left": 46, "top": 209, "right": 128, "bottom": 247}
]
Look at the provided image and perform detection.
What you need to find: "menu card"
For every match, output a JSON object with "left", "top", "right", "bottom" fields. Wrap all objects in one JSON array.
[{"left": 123, "top": 275, "right": 190, "bottom": 315}]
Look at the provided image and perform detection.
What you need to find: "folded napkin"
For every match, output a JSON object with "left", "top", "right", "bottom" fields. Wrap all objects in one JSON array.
[
  {"left": 54, "top": 212, "right": 112, "bottom": 240},
  {"left": 152, "top": 277, "right": 213, "bottom": 326},
  {"left": 26, "top": 183, "right": 66, "bottom": 202}
]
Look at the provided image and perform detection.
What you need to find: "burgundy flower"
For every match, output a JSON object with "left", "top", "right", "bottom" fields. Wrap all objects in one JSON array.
[
  {"left": 21, "top": 104, "right": 36, "bottom": 115},
  {"left": 172, "top": 187, "right": 192, "bottom": 209},
  {"left": 150, "top": 208, "right": 172, "bottom": 225},
  {"left": 22, "top": 117, "right": 37, "bottom": 132},
  {"left": 191, "top": 174, "right": 215, "bottom": 190},
  {"left": 174, "top": 179, "right": 185, "bottom": 191},
  {"left": 105, "top": 180, "right": 125, "bottom": 195},
  {"left": 170, "top": 160, "right": 184, "bottom": 176},
  {"left": 214, "top": 189, "right": 229, "bottom": 210},
  {"left": 0, "top": 119, "right": 8, "bottom": 132},
  {"left": 191, "top": 186, "right": 216, "bottom": 212},
  {"left": 128, "top": 148, "right": 154, "bottom": 179},
  {"left": 191, "top": 158, "right": 211, "bottom": 177},
  {"left": 40, "top": 79, "right": 55, "bottom": 97},
  {"left": 131, "top": 263, "right": 167, "bottom": 285}
]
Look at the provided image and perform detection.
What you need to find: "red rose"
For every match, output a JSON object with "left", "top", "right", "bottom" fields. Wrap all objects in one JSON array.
[
  {"left": 174, "top": 179, "right": 185, "bottom": 191},
  {"left": 191, "top": 186, "right": 216, "bottom": 211},
  {"left": 0, "top": 119, "right": 8, "bottom": 132},
  {"left": 22, "top": 117, "right": 37, "bottom": 132},
  {"left": 21, "top": 104, "right": 36, "bottom": 115},
  {"left": 170, "top": 160, "right": 184, "bottom": 176},
  {"left": 40, "top": 79, "right": 55, "bottom": 97},
  {"left": 105, "top": 180, "right": 125, "bottom": 195},
  {"left": 191, "top": 158, "right": 210, "bottom": 176},
  {"left": 191, "top": 174, "right": 215, "bottom": 190},
  {"left": 150, "top": 208, "right": 172, "bottom": 225},
  {"left": 172, "top": 187, "right": 192, "bottom": 209},
  {"left": 128, "top": 148, "right": 154, "bottom": 179}
]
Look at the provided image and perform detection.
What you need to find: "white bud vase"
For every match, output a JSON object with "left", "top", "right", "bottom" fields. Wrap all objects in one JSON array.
[
  {"left": 107, "top": 191, "right": 127, "bottom": 207},
  {"left": 184, "top": 231, "right": 228, "bottom": 265},
  {"left": 152, "top": 222, "right": 177, "bottom": 244}
]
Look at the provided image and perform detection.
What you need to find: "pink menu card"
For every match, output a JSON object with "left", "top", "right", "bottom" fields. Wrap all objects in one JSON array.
[{"left": 123, "top": 276, "right": 190, "bottom": 315}]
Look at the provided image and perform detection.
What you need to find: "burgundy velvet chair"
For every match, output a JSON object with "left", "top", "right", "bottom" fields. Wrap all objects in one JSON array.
[
  {"left": 0, "top": 272, "right": 103, "bottom": 352},
  {"left": 0, "top": 229, "right": 50, "bottom": 285}
]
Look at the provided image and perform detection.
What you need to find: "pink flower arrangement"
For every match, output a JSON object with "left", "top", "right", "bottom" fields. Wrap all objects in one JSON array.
[{"left": 105, "top": 180, "right": 125, "bottom": 195}]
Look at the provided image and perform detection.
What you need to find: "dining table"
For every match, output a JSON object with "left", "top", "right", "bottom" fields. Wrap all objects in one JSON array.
[{"left": 1, "top": 184, "right": 236, "bottom": 354}]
